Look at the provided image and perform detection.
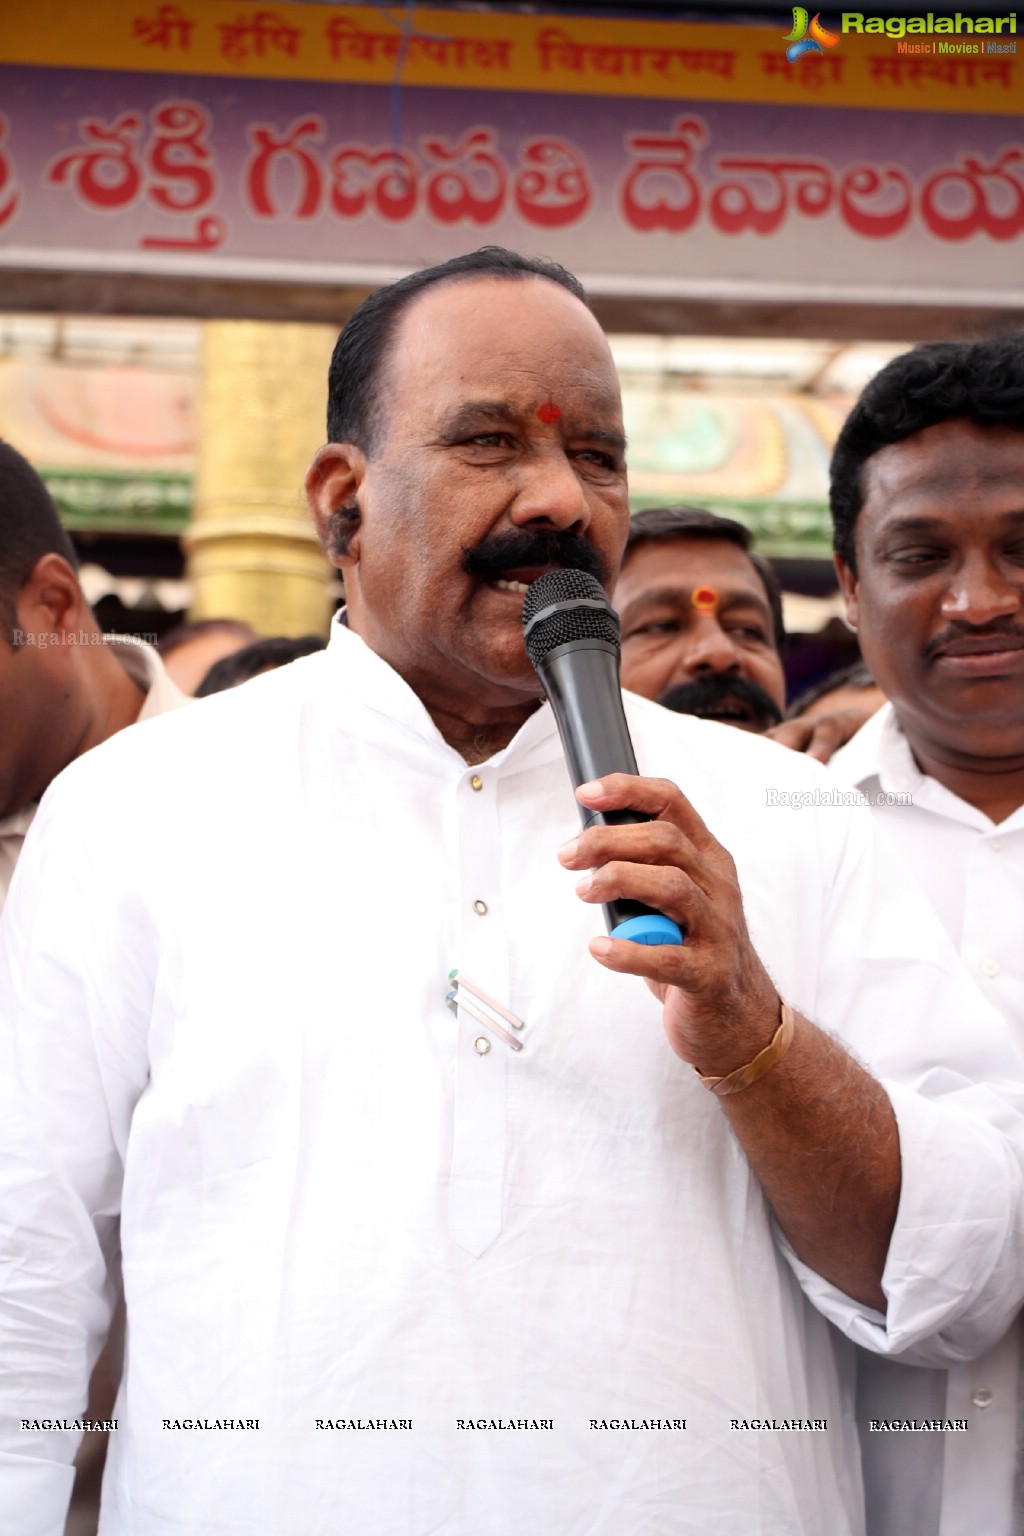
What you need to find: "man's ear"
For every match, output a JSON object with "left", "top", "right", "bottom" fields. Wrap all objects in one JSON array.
[
  {"left": 17, "top": 553, "right": 84, "bottom": 637},
  {"left": 833, "top": 552, "right": 859, "bottom": 631},
  {"left": 306, "top": 444, "right": 366, "bottom": 571}
]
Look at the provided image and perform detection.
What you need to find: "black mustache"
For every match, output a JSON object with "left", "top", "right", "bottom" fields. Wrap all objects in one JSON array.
[
  {"left": 462, "top": 528, "right": 609, "bottom": 584},
  {"left": 657, "top": 674, "right": 783, "bottom": 731},
  {"left": 924, "top": 619, "right": 1024, "bottom": 661}
]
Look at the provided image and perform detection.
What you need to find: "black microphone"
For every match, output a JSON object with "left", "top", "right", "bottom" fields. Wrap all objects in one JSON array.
[{"left": 523, "top": 569, "right": 684, "bottom": 947}]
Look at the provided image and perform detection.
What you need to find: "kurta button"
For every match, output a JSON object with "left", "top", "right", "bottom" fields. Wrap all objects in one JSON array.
[
  {"left": 473, "top": 899, "right": 488, "bottom": 916},
  {"left": 989, "top": 837, "right": 1003, "bottom": 851},
  {"left": 972, "top": 1387, "right": 993, "bottom": 1408},
  {"left": 473, "top": 1036, "right": 491, "bottom": 1055},
  {"left": 981, "top": 958, "right": 1001, "bottom": 978},
  {"left": 471, "top": 775, "right": 484, "bottom": 791}
]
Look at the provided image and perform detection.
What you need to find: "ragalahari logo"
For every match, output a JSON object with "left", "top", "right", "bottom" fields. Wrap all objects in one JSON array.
[{"left": 784, "top": 8, "right": 841, "bottom": 61}]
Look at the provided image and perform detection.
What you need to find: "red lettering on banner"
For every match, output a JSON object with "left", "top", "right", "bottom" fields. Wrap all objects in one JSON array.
[
  {"left": 36, "top": 102, "right": 1024, "bottom": 254},
  {"left": 132, "top": 4, "right": 195, "bottom": 51},
  {"left": 758, "top": 51, "right": 842, "bottom": 90},
  {"left": 140, "top": 216, "right": 224, "bottom": 249},
  {"left": 536, "top": 27, "right": 586, "bottom": 72},
  {"left": 710, "top": 157, "right": 831, "bottom": 235},
  {"left": 838, "top": 165, "right": 912, "bottom": 238},
  {"left": 582, "top": 42, "right": 648, "bottom": 79},
  {"left": 46, "top": 112, "right": 144, "bottom": 209},
  {"left": 621, "top": 117, "right": 705, "bottom": 233},
  {"left": 329, "top": 145, "right": 417, "bottom": 221},
  {"left": 45, "top": 103, "right": 223, "bottom": 247},
  {"left": 537, "top": 26, "right": 734, "bottom": 83},
  {"left": 323, "top": 24, "right": 513, "bottom": 71},
  {"left": 146, "top": 102, "right": 216, "bottom": 211},
  {"left": 867, "top": 54, "right": 1012, "bottom": 91},
  {"left": 921, "top": 147, "right": 1024, "bottom": 241},
  {"left": 619, "top": 116, "right": 1021, "bottom": 248},
  {"left": 217, "top": 10, "right": 302, "bottom": 61},
  {"left": 0, "top": 113, "right": 20, "bottom": 228},
  {"left": 421, "top": 128, "right": 505, "bottom": 225},
  {"left": 323, "top": 16, "right": 399, "bottom": 65},
  {"left": 244, "top": 116, "right": 324, "bottom": 217},
  {"left": 513, "top": 138, "right": 591, "bottom": 227},
  {"left": 979, "top": 59, "right": 1014, "bottom": 90},
  {"left": 457, "top": 38, "right": 513, "bottom": 71}
]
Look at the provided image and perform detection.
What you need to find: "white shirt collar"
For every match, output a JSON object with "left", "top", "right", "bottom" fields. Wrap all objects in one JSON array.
[
  {"left": 322, "top": 615, "right": 561, "bottom": 774},
  {"left": 831, "top": 701, "right": 1024, "bottom": 833}
]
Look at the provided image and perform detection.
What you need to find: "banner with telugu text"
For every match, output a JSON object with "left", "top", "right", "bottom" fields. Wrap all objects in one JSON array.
[{"left": 0, "top": 1, "right": 1020, "bottom": 307}]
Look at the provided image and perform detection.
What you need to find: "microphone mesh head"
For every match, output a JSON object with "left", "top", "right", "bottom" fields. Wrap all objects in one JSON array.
[{"left": 522, "top": 569, "right": 620, "bottom": 666}]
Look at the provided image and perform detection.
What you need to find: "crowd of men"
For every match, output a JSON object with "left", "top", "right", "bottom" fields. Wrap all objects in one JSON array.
[
  {"left": 611, "top": 336, "right": 1024, "bottom": 1534},
  {"left": 0, "top": 247, "right": 1021, "bottom": 1536}
]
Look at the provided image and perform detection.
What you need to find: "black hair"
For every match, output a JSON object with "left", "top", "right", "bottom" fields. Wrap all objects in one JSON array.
[
  {"left": 325, "top": 246, "right": 589, "bottom": 454},
  {"left": 194, "top": 634, "right": 325, "bottom": 696},
  {"left": 622, "top": 504, "right": 786, "bottom": 653},
  {"left": 0, "top": 439, "right": 79, "bottom": 643},
  {"left": 786, "top": 661, "right": 876, "bottom": 720},
  {"left": 830, "top": 334, "right": 1024, "bottom": 572}
]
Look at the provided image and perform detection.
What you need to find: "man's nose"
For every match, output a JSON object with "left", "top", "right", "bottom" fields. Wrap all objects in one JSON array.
[
  {"left": 507, "top": 449, "right": 592, "bottom": 533},
  {"left": 941, "top": 554, "right": 1022, "bottom": 625},
  {"left": 675, "top": 618, "right": 741, "bottom": 678}
]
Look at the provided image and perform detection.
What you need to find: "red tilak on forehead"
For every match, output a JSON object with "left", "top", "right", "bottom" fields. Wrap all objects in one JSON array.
[
  {"left": 692, "top": 585, "right": 719, "bottom": 612},
  {"left": 536, "top": 401, "right": 562, "bottom": 423}
]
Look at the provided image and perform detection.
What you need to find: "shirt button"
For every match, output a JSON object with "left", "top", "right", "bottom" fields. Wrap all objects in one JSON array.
[
  {"left": 473, "top": 1036, "right": 491, "bottom": 1055},
  {"left": 981, "top": 958, "right": 1001, "bottom": 979},
  {"left": 989, "top": 837, "right": 1004, "bottom": 852},
  {"left": 972, "top": 1388, "right": 994, "bottom": 1409},
  {"left": 473, "top": 899, "right": 488, "bottom": 916},
  {"left": 470, "top": 775, "right": 484, "bottom": 792}
]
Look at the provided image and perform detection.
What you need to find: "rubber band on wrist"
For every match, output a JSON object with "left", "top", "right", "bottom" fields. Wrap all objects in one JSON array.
[{"left": 696, "top": 1001, "right": 795, "bottom": 1097}]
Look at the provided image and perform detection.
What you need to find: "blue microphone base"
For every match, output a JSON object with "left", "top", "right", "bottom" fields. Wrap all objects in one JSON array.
[{"left": 609, "top": 914, "right": 684, "bottom": 946}]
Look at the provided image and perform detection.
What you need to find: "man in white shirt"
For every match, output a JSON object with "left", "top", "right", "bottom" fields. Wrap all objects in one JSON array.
[
  {"left": 827, "top": 335, "right": 1024, "bottom": 1536},
  {"left": 0, "top": 439, "right": 186, "bottom": 909},
  {"left": 0, "top": 439, "right": 186, "bottom": 1536},
  {"left": 2, "top": 251, "right": 1024, "bottom": 1536}
]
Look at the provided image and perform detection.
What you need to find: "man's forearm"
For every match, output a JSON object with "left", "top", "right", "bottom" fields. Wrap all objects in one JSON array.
[
  {"left": 716, "top": 1012, "right": 900, "bottom": 1311},
  {"left": 564, "top": 774, "right": 902, "bottom": 1310}
]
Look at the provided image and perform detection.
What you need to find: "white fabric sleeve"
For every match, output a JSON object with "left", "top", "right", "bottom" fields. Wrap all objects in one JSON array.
[
  {"left": 774, "top": 796, "right": 1024, "bottom": 1366},
  {"left": 782, "top": 1077, "right": 1024, "bottom": 1365},
  {"left": 0, "top": 788, "right": 152, "bottom": 1536}
]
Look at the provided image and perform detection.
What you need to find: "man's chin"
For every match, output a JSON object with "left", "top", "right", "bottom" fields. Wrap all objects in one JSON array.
[
  {"left": 900, "top": 685, "right": 1024, "bottom": 754},
  {"left": 700, "top": 712, "right": 762, "bottom": 733},
  {"left": 469, "top": 636, "right": 546, "bottom": 701},
  {"left": 693, "top": 699, "right": 773, "bottom": 732}
]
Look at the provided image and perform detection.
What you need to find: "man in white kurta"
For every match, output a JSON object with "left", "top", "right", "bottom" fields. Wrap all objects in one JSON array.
[
  {"left": 0, "top": 434, "right": 187, "bottom": 911},
  {"left": 1, "top": 624, "right": 1024, "bottom": 1535},
  {"left": 827, "top": 334, "right": 1024, "bottom": 1536},
  {"left": 2, "top": 254, "right": 1024, "bottom": 1536},
  {"left": 833, "top": 703, "right": 1024, "bottom": 1536},
  {"left": 0, "top": 635, "right": 185, "bottom": 908}
]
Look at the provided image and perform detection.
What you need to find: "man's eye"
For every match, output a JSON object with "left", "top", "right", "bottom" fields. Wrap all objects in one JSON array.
[
  {"left": 727, "top": 624, "right": 770, "bottom": 643},
  {"left": 625, "top": 620, "right": 679, "bottom": 640},
  {"left": 887, "top": 548, "right": 946, "bottom": 566}
]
